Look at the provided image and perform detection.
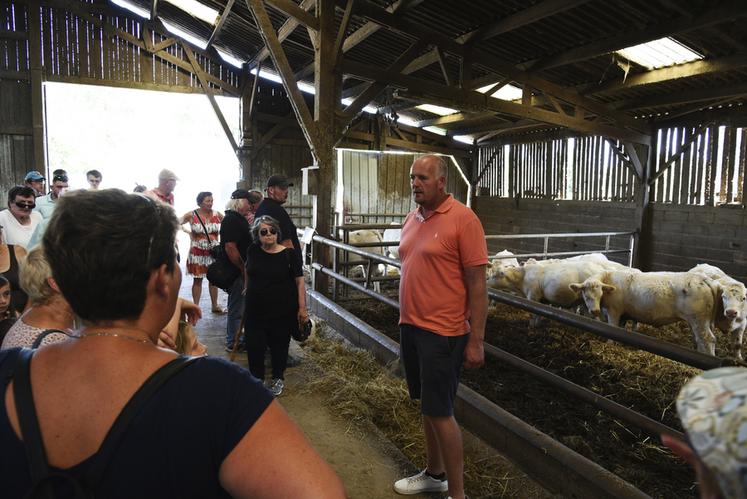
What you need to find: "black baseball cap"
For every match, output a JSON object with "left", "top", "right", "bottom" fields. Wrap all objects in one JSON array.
[
  {"left": 231, "top": 189, "right": 251, "bottom": 200},
  {"left": 267, "top": 174, "right": 293, "bottom": 188}
]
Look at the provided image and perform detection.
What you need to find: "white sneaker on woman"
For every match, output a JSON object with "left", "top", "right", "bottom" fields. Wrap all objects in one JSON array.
[{"left": 393, "top": 469, "right": 447, "bottom": 494}]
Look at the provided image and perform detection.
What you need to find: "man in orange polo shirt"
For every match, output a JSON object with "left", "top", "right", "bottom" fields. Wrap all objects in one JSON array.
[{"left": 393, "top": 155, "right": 488, "bottom": 499}]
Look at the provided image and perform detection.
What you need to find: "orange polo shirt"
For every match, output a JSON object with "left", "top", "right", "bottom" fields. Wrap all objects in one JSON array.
[{"left": 398, "top": 195, "right": 488, "bottom": 336}]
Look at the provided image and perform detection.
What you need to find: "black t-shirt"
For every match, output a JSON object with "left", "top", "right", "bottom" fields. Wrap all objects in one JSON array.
[
  {"left": 245, "top": 245, "right": 303, "bottom": 320},
  {"left": 0, "top": 352, "right": 273, "bottom": 498},
  {"left": 220, "top": 210, "right": 251, "bottom": 262},
  {"left": 254, "top": 199, "right": 302, "bottom": 266}
]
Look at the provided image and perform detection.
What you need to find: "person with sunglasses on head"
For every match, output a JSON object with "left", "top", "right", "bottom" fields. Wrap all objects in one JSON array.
[
  {"left": 243, "top": 215, "right": 306, "bottom": 397},
  {"left": 0, "top": 186, "right": 42, "bottom": 250},
  {"left": 0, "top": 224, "right": 28, "bottom": 317},
  {"left": 34, "top": 172, "right": 68, "bottom": 221}
]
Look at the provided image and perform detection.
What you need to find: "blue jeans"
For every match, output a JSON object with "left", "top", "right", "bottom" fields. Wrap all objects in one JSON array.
[{"left": 226, "top": 276, "right": 245, "bottom": 347}]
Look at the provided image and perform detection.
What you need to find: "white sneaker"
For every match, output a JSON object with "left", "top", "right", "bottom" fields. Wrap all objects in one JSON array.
[
  {"left": 268, "top": 378, "right": 284, "bottom": 397},
  {"left": 393, "top": 469, "right": 447, "bottom": 495}
]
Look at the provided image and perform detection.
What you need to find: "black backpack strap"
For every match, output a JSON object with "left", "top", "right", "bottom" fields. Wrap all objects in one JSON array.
[
  {"left": 194, "top": 210, "right": 210, "bottom": 238},
  {"left": 31, "top": 329, "right": 70, "bottom": 349},
  {"left": 83, "top": 355, "right": 200, "bottom": 488},
  {"left": 12, "top": 349, "right": 51, "bottom": 485}
]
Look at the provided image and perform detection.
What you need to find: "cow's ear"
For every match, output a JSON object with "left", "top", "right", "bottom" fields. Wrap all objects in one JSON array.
[
  {"left": 569, "top": 283, "right": 583, "bottom": 292},
  {"left": 602, "top": 284, "right": 616, "bottom": 293}
]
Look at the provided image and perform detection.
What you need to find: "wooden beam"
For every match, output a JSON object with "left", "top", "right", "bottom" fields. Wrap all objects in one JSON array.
[
  {"left": 341, "top": 59, "right": 650, "bottom": 144},
  {"left": 248, "top": 0, "right": 317, "bottom": 149},
  {"left": 294, "top": 0, "right": 425, "bottom": 80},
  {"left": 251, "top": 119, "right": 290, "bottom": 159},
  {"left": 150, "top": 0, "right": 158, "bottom": 22},
  {"left": 416, "top": 111, "right": 496, "bottom": 128},
  {"left": 622, "top": 141, "right": 644, "bottom": 179},
  {"left": 0, "top": 69, "right": 30, "bottom": 81},
  {"left": 249, "top": 0, "right": 316, "bottom": 67},
  {"left": 206, "top": 0, "right": 235, "bottom": 49},
  {"left": 0, "top": 125, "right": 33, "bottom": 135},
  {"left": 0, "top": 30, "right": 27, "bottom": 40},
  {"left": 348, "top": 0, "right": 646, "bottom": 133},
  {"left": 333, "top": 0, "right": 355, "bottom": 63},
  {"left": 462, "top": 0, "right": 592, "bottom": 45},
  {"left": 151, "top": 37, "right": 177, "bottom": 53},
  {"left": 342, "top": 41, "right": 425, "bottom": 120},
  {"left": 184, "top": 43, "right": 240, "bottom": 152},
  {"left": 47, "top": 74, "right": 231, "bottom": 95},
  {"left": 602, "top": 137, "right": 637, "bottom": 177},
  {"left": 648, "top": 124, "right": 708, "bottom": 184},
  {"left": 266, "top": 0, "right": 320, "bottom": 30},
  {"left": 583, "top": 52, "right": 747, "bottom": 95},
  {"left": 527, "top": 1, "right": 747, "bottom": 71},
  {"left": 614, "top": 82, "right": 747, "bottom": 111},
  {"left": 28, "top": 0, "right": 45, "bottom": 171},
  {"left": 434, "top": 46, "right": 452, "bottom": 86}
]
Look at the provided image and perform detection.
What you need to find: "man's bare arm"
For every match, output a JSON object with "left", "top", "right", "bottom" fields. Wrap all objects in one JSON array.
[{"left": 464, "top": 264, "right": 487, "bottom": 369}]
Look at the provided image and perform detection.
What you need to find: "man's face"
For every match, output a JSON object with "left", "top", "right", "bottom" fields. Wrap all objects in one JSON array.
[
  {"left": 87, "top": 175, "right": 101, "bottom": 189},
  {"left": 267, "top": 186, "right": 288, "bottom": 204},
  {"left": 236, "top": 198, "right": 251, "bottom": 216},
  {"left": 27, "top": 180, "right": 44, "bottom": 196},
  {"left": 9, "top": 194, "right": 35, "bottom": 221},
  {"left": 160, "top": 178, "right": 177, "bottom": 195},
  {"left": 51, "top": 180, "right": 68, "bottom": 199},
  {"left": 410, "top": 158, "right": 445, "bottom": 207}
]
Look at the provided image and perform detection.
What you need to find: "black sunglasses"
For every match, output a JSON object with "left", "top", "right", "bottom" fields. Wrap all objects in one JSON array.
[
  {"left": 14, "top": 201, "right": 35, "bottom": 210},
  {"left": 259, "top": 228, "right": 277, "bottom": 236}
]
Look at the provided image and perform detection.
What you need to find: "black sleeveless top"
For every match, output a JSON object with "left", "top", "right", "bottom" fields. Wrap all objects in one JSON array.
[{"left": 1, "top": 245, "right": 28, "bottom": 314}]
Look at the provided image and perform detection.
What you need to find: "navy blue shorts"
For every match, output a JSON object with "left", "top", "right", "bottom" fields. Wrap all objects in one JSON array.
[{"left": 399, "top": 324, "right": 468, "bottom": 417}]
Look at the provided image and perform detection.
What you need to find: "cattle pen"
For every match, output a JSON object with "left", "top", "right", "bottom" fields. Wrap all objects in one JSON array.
[{"left": 302, "top": 230, "right": 740, "bottom": 498}]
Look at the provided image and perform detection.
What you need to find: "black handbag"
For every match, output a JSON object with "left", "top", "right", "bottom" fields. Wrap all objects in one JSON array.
[
  {"left": 292, "top": 318, "right": 312, "bottom": 343},
  {"left": 206, "top": 257, "right": 240, "bottom": 291}
]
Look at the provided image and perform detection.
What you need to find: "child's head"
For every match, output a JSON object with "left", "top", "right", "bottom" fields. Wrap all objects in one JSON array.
[
  {"left": 176, "top": 321, "right": 207, "bottom": 357},
  {"left": 0, "top": 276, "right": 11, "bottom": 314}
]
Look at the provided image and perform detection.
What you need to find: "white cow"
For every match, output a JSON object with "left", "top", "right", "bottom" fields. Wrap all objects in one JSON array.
[
  {"left": 382, "top": 224, "right": 401, "bottom": 260},
  {"left": 689, "top": 264, "right": 747, "bottom": 359},
  {"left": 570, "top": 270, "right": 717, "bottom": 355},
  {"left": 486, "top": 250, "right": 520, "bottom": 283},
  {"left": 347, "top": 229, "right": 386, "bottom": 293},
  {"left": 488, "top": 259, "right": 608, "bottom": 326}
]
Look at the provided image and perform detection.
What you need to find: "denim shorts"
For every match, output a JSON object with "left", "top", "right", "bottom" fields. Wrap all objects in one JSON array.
[{"left": 399, "top": 324, "right": 468, "bottom": 417}]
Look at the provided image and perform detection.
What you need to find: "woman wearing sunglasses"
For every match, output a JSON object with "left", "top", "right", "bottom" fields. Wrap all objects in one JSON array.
[{"left": 244, "top": 215, "right": 307, "bottom": 396}]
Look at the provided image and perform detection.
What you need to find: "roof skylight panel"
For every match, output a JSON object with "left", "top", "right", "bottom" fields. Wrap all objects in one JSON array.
[
  {"left": 163, "top": 0, "right": 219, "bottom": 25},
  {"left": 615, "top": 37, "right": 703, "bottom": 70}
]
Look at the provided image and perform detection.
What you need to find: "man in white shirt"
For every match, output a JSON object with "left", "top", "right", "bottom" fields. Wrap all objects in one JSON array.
[
  {"left": 34, "top": 172, "right": 69, "bottom": 220},
  {"left": 0, "top": 186, "right": 42, "bottom": 249}
]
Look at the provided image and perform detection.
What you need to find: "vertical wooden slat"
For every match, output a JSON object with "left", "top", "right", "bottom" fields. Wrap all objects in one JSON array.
[
  {"left": 508, "top": 144, "right": 515, "bottom": 198},
  {"left": 572, "top": 138, "right": 579, "bottom": 199},
  {"left": 739, "top": 128, "right": 746, "bottom": 206},
  {"left": 706, "top": 126, "right": 719, "bottom": 206},
  {"left": 724, "top": 126, "right": 738, "bottom": 203},
  {"left": 690, "top": 133, "right": 702, "bottom": 204}
]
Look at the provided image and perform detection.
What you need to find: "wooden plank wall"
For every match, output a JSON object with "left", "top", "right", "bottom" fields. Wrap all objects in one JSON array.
[
  {"left": 1, "top": 1, "right": 241, "bottom": 96},
  {"left": 340, "top": 150, "right": 469, "bottom": 224},
  {"left": 652, "top": 124, "right": 746, "bottom": 206}
]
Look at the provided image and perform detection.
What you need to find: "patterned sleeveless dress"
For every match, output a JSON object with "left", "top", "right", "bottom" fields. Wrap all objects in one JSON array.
[{"left": 187, "top": 211, "right": 221, "bottom": 278}]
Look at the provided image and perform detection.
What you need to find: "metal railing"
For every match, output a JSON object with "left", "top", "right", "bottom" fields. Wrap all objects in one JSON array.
[
  {"left": 486, "top": 231, "right": 636, "bottom": 267},
  {"left": 305, "top": 231, "right": 738, "bottom": 445}
]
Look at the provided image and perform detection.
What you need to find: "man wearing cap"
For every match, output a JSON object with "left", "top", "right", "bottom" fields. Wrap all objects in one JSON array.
[
  {"left": 23, "top": 171, "right": 45, "bottom": 197},
  {"left": 254, "top": 174, "right": 302, "bottom": 267},
  {"left": 220, "top": 189, "right": 253, "bottom": 351},
  {"left": 145, "top": 169, "right": 178, "bottom": 206}
]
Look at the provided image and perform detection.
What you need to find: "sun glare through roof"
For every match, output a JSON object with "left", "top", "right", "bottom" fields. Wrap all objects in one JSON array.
[
  {"left": 476, "top": 82, "right": 523, "bottom": 101},
  {"left": 216, "top": 48, "right": 244, "bottom": 68},
  {"left": 111, "top": 0, "right": 150, "bottom": 19},
  {"left": 615, "top": 37, "right": 703, "bottom": 69},
  {"left": 164, "top": 0, "right": 219, "bottom": 25},
  {"left": 159, "top": 18, "right": 208, "bottom": 49},
  {"left": 416, "top": 104, "right": 459, "bottom": 116}
]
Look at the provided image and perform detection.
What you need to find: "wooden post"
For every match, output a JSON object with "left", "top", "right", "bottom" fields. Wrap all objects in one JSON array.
[
  {"left": 28, "top": 0, "right": 46, "bottom": 172},
  {"left": 238, "top": 66, "right": 259, "bottom": 184},
  {"left": 632, "top": 139, "right": 654, "bottom": 271},
  {"left": 311, "top": 0, "right": 338, "bottom": 295}
]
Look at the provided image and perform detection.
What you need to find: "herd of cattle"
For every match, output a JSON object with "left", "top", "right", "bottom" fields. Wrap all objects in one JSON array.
[{"left": 343, "top": 228, "right": 747, "bottom": 360}]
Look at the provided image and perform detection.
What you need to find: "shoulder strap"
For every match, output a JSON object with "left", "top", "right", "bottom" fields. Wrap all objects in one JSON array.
[
  {"left": 8, "top": 244, "right": 18, "bottom": 267},
  {"left": 13, "top": 349, "right": 51, "bottom": 484},
  {"left": 194, "top": 210, "right": 210, "bottom": 237},
  {"left": 83, "top": 355, "right": 199, "bottom": 488},
  {"left": 31, "top": 329, "right": 69, "bottom": 349},
  {"left": 12, "top": 352, "right": 199, "bottom": 493}
]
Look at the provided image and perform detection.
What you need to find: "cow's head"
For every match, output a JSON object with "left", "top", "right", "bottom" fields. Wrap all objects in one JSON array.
[
  {"left": 569, "top": 278, "right": 615, "bottom": 317},
  {"left": 720, "top": 281, "right": 747, "bottom": 320},
  {"left": 487, "top": 266, "right": 524, "bottom": 291}
]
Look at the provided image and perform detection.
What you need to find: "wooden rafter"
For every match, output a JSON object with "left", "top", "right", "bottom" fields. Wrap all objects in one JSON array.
[
  {"left": 150, "top": 0, "right": 158, "bottom": 22},
  {"left": 526, "top": 1, "right": 747, "bottom": 71},
  {"left": 206, "top": 0, "right": 235, "bottom": 49},
  {"left": 333, "top": 0, "right": 355, "bottom": 63},
  {"left": 582, "top": 52, "right": 747, "bottom": 96},
  {"left": 461, "top": 0, "right": 592, "bottom": 45},
  {"left": 47, "top": 0, "right": 240, "bottom": 95},
  {"left": 614, "top": 82, "right": 747, "bottom": 111},
  {"left": 248, "top": 0, "right": 316, "bottom": 67},
  {"left": 248, "top": 0, "right": 317, "bottom": 149},
  {"left": 251, "top": 114, "right": 294, "bottom": 159},
  {"left": 348, "top": 0, "right": 646, "bottom": 134},
  {"left": 183, "top": 43, "right": 239, "bottom": 152},
  {"left": 434, "top": 46, "right": 451, "bottom": 86},
  {"left": 416, "top": 111, "right": 496, "bottom": 128},
  {"left": 622, "top": 141, "right": 644, "bottom": 179},
  {"left": 341, "top": 59, "right": 650, "bottom": 144},
  {"left": 603, "top": 137, "right": 637, "bottom": 176},
  {"left": 265, "top": 0, "right": 320, "bottom": 30}
]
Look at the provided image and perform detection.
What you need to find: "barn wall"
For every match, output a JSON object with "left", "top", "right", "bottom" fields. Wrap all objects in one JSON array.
[
  {"left": 649, "top": 205, "right": 747, "bottom": 281},
  {"left": 0, "top": 80, "right": 34, "bottom": 207},
  {"left": 473, "top": 197, "right": 637, "bottom": 265},
  {"left": 341, "top": 150, "right": 469, "bottom": 224}
]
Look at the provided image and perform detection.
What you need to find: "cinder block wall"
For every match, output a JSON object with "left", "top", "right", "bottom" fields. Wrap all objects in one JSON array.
[{"left": 474, "top": 197, "right": 747, "bottom": 281}]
